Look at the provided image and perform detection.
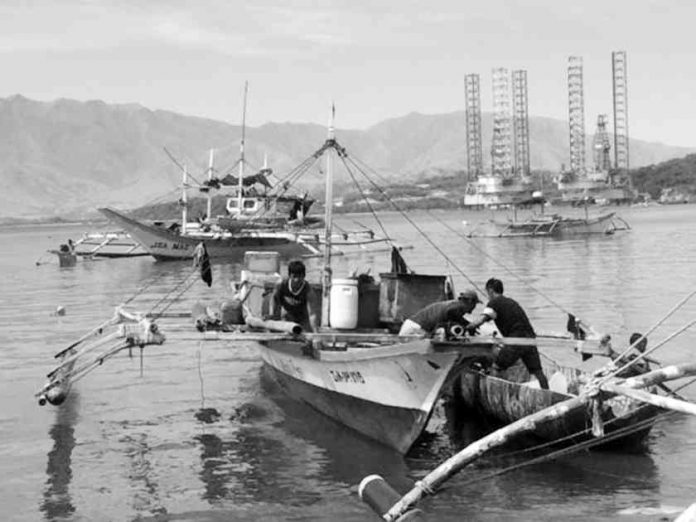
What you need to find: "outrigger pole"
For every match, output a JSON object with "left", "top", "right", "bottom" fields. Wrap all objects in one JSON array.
[
  {"left": 35, "top": 307, "right": 166, "bottom": 406},
  {"left": 360, "top": 361, "right": 696, "bottom": 521}
]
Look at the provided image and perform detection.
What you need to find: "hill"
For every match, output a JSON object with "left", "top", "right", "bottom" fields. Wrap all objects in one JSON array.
[{"left": 0, "top": 95, "right": 694, "bottom": 219}]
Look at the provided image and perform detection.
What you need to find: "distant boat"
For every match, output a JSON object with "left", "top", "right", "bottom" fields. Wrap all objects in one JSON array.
[
  {"left": 659, "top": 188, "right": 691, "bottom": 205},
  {"left": 463, "top": 210, "right": 630, "bottom": 238}
]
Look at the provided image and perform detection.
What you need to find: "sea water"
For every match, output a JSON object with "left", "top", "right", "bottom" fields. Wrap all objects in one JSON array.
[{"left": 1, "top": 206, "right": 696, "bottom": 521}]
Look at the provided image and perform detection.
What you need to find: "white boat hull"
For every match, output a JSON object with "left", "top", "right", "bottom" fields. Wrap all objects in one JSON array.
[
  {"left": 99, "top": 207, "right": 318, "bottom": 260},
  {"left": 258, "top": 338, "right": 460, "bottom": 453}
]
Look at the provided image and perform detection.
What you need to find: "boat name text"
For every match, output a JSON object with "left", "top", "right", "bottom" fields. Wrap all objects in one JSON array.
[{"left": 329, "top": 369, "right": 365, "bottom": 384}]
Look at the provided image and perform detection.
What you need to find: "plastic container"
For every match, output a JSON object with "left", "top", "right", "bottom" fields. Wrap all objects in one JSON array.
[{"left": 329, "top": 278, "right": 359, "bottom": 329}]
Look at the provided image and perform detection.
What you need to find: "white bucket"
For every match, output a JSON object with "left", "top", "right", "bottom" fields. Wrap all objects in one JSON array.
[{"left": 329, "top": 278, "right": 359, "bottom": 329}]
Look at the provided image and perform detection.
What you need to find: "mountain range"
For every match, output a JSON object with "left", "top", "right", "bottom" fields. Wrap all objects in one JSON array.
[{"left": 1, "top": 94, "right": 694, "bottom": 219}]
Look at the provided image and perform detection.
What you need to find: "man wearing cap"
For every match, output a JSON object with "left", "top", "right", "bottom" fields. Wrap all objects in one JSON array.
[
  {"left": 398, "top": 289, "right": 481, "bottom": 336},
  {"left": 466, "top": 278, "right": 549, "bottom": 389}
]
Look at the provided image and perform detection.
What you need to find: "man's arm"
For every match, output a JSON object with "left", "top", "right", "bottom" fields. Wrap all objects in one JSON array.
[{"left": 466, "top": 308, "right": 496, "bottom": 333}]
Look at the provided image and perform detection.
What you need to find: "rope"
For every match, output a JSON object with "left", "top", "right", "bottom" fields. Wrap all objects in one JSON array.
[
  {"left": 340, "top": 153, "right": 481, "bottom": 290},
  {"left": 600, "top": 288, "right": 696, "bottom": 381},
  {"left": 424, "top": 210, "right": 573, "bottom": 313}
]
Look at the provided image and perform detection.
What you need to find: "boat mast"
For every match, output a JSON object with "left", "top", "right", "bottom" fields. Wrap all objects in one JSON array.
[
  {"left": 320, "top": 104, "right": 336, "bottom": 328},
  {"left": 237, "top": 81, "right": 248, "bottom": 218},
  {"left": 181, "top": 164, "right": 188, "bottom": 234},
  {"left": 207, "top": 149, "right": 214, "bottom": 220}
]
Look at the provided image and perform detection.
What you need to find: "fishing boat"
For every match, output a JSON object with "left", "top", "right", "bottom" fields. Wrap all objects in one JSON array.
[
  {"left": 464, "top": 210, "right": 629, "bottom": 238},
  {"left": 456, "top": 351, "right": 657, "bottom": 448},
  {"left": 98, "top": 85, "right": 329, "bottom": 261},
  {"left": 361, "top": 354, "right": 696, "bottom": 521},
  {"left": 98, "top": 205, "right": 323, "bottom": 261},
  {"left": 46, "top": 230, "right": 147, "bottom": 263}
]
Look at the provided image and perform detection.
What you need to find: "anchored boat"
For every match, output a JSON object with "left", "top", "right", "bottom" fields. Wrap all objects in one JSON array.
[{"left": 464, "top": 210, "right": 630, "bottom": 238}]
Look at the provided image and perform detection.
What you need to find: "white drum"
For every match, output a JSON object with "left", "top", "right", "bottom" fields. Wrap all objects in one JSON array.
[{"left": 329, "top": 278, "right": 359, "bottom": 329}]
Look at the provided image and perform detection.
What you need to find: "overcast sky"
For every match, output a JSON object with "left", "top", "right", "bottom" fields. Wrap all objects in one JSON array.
[{"left": 0, "top": 0, "right": 693, "bottom": 146}]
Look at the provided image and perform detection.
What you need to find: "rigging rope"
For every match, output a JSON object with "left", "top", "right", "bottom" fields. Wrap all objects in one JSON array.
[
  {"left": 339, "top": 153, "right": 481, "bottom": 289},
  {"left": 599, "top": 288, "right": 696, "bottom": 381},
  {"left": 424, "top": 210, "right": 573, "bottom": 313}
]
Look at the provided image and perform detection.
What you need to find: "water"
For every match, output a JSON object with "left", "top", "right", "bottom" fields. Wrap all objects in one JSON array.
[{"left": 2, "top": 206, "right": 696, "bottom": 521}]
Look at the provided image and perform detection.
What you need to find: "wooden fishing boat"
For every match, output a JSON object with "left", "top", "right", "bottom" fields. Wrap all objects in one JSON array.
[
  {"left": 98, "top": 83, "right": 333, "bottom": 261},
  {"left": 99, "top": 206, "right": 321, "bottom": 261},
  {"left": 456, "top": 353, "right": 658, "bottom": 448},
  {"left": 464, "top": 211, "right": 629, "bottom": 238},
  {"left": 362, "top": 359, "right": 696, "bottom": 521}
]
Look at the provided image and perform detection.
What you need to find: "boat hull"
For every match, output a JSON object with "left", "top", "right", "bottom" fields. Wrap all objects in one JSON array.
[
  {"left": 465, "top": 212, "right": 624, "bottom": 238},
  {"left": 99, "top": 207, "right": 317, "bottom": 260},
  {"left": 458, "top": 362, "right": 658, "bottom": 449},
  {"left": 258, "top": 338, "right": 461, "bottom": 453}
]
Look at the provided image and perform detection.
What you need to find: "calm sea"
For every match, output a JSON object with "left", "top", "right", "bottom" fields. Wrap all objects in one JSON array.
[{"left": 1, "top": 205, "right": 696, "bottom": 522}]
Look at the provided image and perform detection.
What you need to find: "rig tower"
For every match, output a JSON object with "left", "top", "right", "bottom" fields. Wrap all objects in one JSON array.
[
  {"left": 567, "top": 56, "right": 586, "bottom": 175},
  {"left": 592, "top": 114, "right": 612, "bottom": 172},
  {"left": 491, "top": 67, "right": 513, "bottom": 178},
  {"left": 464, "top": 73, "right": 483, "bottom": 180},
  {"left": 612, "top": 51, "right": 629, "bottom": 179},
  {"left": 512, "top": 69, "right": 530, "bottom": 177}
]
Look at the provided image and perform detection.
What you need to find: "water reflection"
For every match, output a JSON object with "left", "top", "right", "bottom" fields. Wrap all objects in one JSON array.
[
  {"left": 192, "top": 367, "right": 411, "bottom": 508},
  {"left": 121, "top": 432, "right": 166, "bottom": 516},
  {"left": 259, "top": 366, "right": 412, "bottom": 490},
  {"left": 40, "top": 393, "right": 79, "bottom": 520},
  {"left": 194, "top": 424, "right": 324, "bottom": 507}
]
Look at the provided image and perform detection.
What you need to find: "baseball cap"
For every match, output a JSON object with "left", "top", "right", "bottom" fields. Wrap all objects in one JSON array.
[{"left": 458, "top": 289, "right": 481, "bottom": 303}]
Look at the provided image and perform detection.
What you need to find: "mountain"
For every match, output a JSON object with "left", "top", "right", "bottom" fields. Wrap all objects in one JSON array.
[{"left": 0, "top": 95, "right": 694, "bottom": 219}]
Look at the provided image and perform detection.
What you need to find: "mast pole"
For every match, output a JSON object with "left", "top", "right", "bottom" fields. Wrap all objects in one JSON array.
[
  {"left": 237, "top": 81, "right": 248, "bottom": 217},
  {"left": 320, "top": 103, "right": 336, "bottom": 328},
  {"left": 182, "top": 164, "right": 188, "bottom": 234},
  {"left": 207, "top": 149, "right": 214, "bottom": 220}
]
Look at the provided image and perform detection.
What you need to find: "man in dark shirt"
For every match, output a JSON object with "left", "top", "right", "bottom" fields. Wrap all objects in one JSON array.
[
  {"left": 399, "top": 289, "right": 481, "bottom": 336},
  {"left": 466, "top": 278, "right": 549, "bottom": 389},
  {"left": 271, "top": 260, "right": 317, "bottom": 332}
]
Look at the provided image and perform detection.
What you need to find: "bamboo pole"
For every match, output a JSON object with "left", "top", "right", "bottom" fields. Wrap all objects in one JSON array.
[
  {"left": 53, "top": 314, "right": 120, "bottom": 358},
  {"left": 602, "top": 383, "right": 696, "bottom": 416},
  {"left": 245, "top": 316, "right": 303, "bottom": 335},
  {"left": 382, "top": 395, "right": 586, "bottom": 521},
  {"left": 620, "top": 362, "right": 696, "bottom": 389}
]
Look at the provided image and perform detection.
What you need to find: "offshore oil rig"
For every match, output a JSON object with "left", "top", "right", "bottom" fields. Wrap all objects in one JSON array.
[
  {"left": 462, "top": 68, "right": 536, "bottom": 208},
  {"left": 463, "top": 51, "right": 634, "bottom": 208},
  {"left": 558, "top": 51, "right": 634, "bottom": 205}
]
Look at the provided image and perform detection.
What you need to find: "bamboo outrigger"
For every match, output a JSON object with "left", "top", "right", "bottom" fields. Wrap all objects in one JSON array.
[{"left": 360, "top": 360, "right": 696, "bottom": 521}]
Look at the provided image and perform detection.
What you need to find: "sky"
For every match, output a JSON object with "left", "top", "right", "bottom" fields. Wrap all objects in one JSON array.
[{"left": 0, "top": 0, "right": 694, "bottom": 146}]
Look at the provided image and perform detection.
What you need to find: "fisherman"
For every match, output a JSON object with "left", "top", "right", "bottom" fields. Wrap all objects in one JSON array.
[
  {"left": 466, "top": 278, "right": 549, "bottom": 390},
  {"left": 398, "top": 289, "right": 480, "bottom": 336},
  {"left": 609, "top": 332, "right": 653, "bottom": 378},
  {"left": 270, "top": 260, "right": 317, "bottom": 332}
]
